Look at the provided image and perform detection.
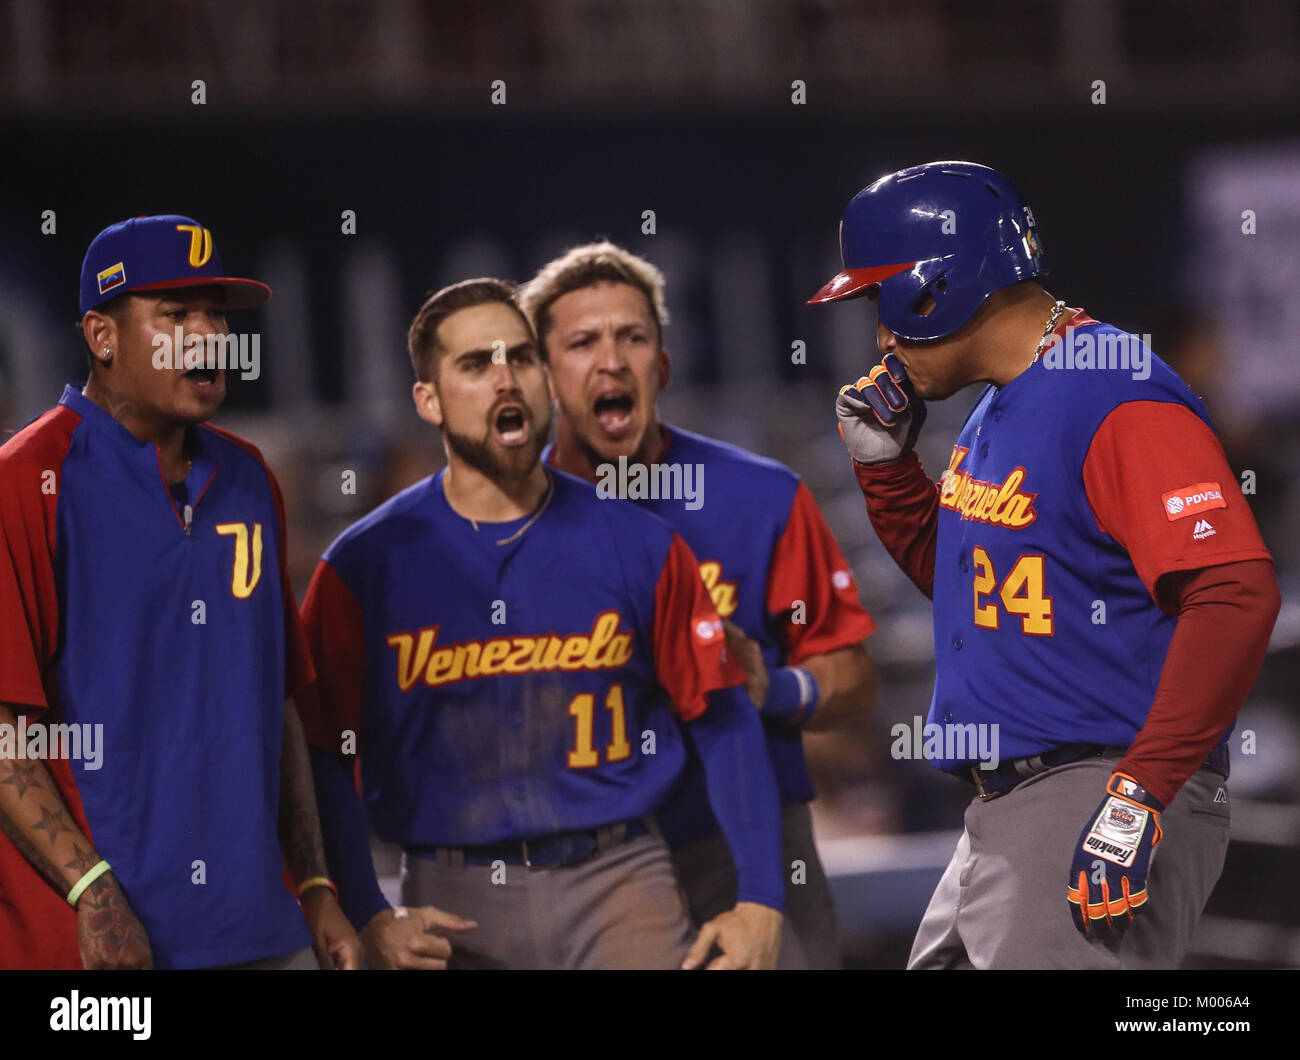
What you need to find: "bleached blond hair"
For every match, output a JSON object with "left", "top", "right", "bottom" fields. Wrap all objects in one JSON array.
[{"left": 518, "top": 241, "right": 669, "bottom": 358}]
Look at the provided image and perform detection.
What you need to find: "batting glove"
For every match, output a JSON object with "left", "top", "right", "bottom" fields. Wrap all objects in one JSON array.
[
  {"left": 1067, "top": 771, "right": 1164, "bottom": 941},
  {"left": 835, "top": 353, "right": 927, "bottom": 466}
]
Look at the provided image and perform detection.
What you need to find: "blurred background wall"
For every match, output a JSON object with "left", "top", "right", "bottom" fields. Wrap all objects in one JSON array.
[{"left": 2, "top": 0, "right": 1297, "bottom": 967}]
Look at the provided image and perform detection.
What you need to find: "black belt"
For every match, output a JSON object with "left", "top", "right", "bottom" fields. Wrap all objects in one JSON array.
[
  {"left": 961, "top": 743, "right": 1230, "bottom": 802},
  {"left": 406, "top": 818, "right": 652, "bottom": 869}
]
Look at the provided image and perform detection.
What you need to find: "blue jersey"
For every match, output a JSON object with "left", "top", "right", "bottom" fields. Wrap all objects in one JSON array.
[
  {"left": 550, "top": 426, "right": 876, "bottom": 847},
  {"left": 927, "top": 318, "right": 1273, "bottom": 769},
  {"left": 0, "top": 384, "right": 313, "bottom": 969},
  {"left": 298, "top": 467, "right": 744, "bottom": 846}
]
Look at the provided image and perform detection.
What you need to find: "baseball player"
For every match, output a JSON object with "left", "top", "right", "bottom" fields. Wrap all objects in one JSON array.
[
  {"left": 519, "top": 242, "right": 878, "bottom": 969},
  {"left": 809, "top": 161, "right": 1280, "bottom": 968},
  {"left": 299, "top": 278, "right": 785, "bottom": 970},
  {"left": 0, "top": 215, "right": 360, "bottom": 970}
]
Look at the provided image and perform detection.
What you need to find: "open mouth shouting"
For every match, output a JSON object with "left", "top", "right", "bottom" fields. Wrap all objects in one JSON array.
[
  {"left": 592, "top": 387, "right": 636, "bottom": 439},
  {"left": 492, "top": 401, "right": 531, "bottom": 447}
]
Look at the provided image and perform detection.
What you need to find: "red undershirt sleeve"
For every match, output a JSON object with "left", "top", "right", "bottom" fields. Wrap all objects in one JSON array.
[
  {"left": 1082, "top": 401, "right": 1277, "bottom": 805},
  {"left": 1116, "top": 561, "right": 1279, "bottom": 807},
  {"left": 851, "top": 452, "right": 940, "bottom": 599}
]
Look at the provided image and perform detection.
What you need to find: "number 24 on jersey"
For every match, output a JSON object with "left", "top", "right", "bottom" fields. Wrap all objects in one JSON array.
[{"left": 971, "top": 547, "right": 1054, "bottom": 636}]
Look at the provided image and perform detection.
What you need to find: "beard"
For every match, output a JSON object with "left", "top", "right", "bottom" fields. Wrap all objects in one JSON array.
[{"left": 444, "top": 403, "right": 553, "bottom": 483}]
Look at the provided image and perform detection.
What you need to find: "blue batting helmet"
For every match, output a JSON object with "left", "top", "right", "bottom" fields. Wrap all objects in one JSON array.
[{"left": 808, "top": 161, "right": 1047, "bottom": 341}]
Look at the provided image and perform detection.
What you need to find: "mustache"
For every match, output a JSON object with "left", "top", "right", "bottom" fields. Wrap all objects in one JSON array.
[{"left": 488, "top": 396, "right": 533, "bottom": 426}]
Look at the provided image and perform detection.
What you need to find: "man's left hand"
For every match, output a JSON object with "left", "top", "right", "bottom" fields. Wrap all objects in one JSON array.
[
  {"left": 721, "top": 618, "right": 768, "bottom": 711},
  {"left": 682, "top": 901, "right": 782, "bottom": 970},
  {"left": 1067, "top": 772, "right": 1163, "bottom": 941},
  {"left": 300, "top": 887, "right": 363, "bottom": 969}
]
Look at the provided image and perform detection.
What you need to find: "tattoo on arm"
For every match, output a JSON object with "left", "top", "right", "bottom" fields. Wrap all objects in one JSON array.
[
  {"left": 280, "top": 700, "right": 329, "bottom": 886},
  {"left": 0, "top": 759, "right": 42, "bottom": 800},
  {"left": 0, "top": 722, "right": 101, "bottom": 894},
  {"left": 77, "top": 874, "right": 148, "bottom": 956},
  {"left": 0, "top": 804, "right": 68, "bottom": 892},
  {"left": 33, "top": 804, "right": 73, "bottom": 844},
  {"left": 64, "top": 842, "right": 103, "bottom": 877}
]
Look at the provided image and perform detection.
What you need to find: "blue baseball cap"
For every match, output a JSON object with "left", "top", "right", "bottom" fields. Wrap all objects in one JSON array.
[{"left": 79, "top": 214, "right": 271, "bottom": 315}]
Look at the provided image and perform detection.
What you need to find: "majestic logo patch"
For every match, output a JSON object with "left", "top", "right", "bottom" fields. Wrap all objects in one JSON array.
[
  {"left": 938, "top": 446, "right": 1038, "bottom": 528},
  {"left": 1162, "top": 482, "right": 1226, "bottom": 522},
  {"left": 1193, "top": 519, "right": 1216, "bottom": 540}
]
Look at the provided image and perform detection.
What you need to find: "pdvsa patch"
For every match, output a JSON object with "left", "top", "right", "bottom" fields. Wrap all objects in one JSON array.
[
  {"left": 1162, "top": 481, "right": 1226, "bottom": 521},
  {"left": 694, "top": 618, "right": 722, "bottom": 643}
]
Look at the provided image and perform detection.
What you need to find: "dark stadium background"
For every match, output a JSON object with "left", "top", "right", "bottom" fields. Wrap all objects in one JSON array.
[{"left": 1, "top": 0, "right": 1296, "bottom": 969}]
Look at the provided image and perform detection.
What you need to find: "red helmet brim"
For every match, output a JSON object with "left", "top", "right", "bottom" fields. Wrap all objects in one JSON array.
[{"left": 807, "top": 262, "right": 916, "bottom": 305}]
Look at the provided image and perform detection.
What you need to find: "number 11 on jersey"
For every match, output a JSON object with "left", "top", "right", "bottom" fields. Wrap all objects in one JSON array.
[{"left": 567, "top": 685, "right": 633, "bottom": 768}]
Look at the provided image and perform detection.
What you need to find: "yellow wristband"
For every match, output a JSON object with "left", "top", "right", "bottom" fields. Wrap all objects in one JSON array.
[
  {"left": 67, "top": 860, "right": 112, "bottom": 907},
  {"left": 297, "top": 876, "right": 338, "bottom": 900}
]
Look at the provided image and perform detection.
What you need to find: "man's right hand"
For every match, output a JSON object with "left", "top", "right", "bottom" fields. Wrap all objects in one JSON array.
[
  {"left": 361, "top": 905, "right": 477, "bottom": 970},
  {"left": 77, "top": 872, "right": 152, "bottom": 970},
  {"left": 835, "top": 353, "right": 927, "bottom": 465}
]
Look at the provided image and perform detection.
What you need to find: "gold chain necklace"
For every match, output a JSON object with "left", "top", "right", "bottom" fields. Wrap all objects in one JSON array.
[
  {"left": 495, "top": 470, "right": 555, "bottom": 546},
  {"left": 1029, "top": 300, "right": 1069, "bottom": 367},
  {"left": 460, "top": 469, "right": 555, "bottom": 546}
]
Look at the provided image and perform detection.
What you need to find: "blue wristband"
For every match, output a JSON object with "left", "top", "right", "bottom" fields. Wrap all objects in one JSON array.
[{"left": 760, "top": 666, "right": 819, "bottom": 725}]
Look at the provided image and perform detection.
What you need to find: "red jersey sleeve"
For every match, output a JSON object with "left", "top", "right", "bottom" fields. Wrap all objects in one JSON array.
[
  {"left": 1082, "top": 401, "right": 1273, "bottom": 602},
  {"left": 265, "top": 466, "right": 316, "bottom": 703},
  {"left": 0, "top": 414, "right": 76, "bottom": 711},
  {"left": 299, "top": 559, "right": 367, "bottom": 753},
  {"left": 0, "top": 409, "right": 89, "bottom": 970},
  {"left": 653, "top": 534, "right": 746, "bottom": 722},
  {"left": 765, "top": 481, "right": 877, "bottom": 664}
]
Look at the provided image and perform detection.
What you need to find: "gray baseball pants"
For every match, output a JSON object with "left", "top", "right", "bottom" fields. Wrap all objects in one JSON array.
[
  {"left": 908, "top": 755, "right": 1231, "bottom": 969},
  {"left": 400, "top": 831, "right": 695, "bottom": 969}
]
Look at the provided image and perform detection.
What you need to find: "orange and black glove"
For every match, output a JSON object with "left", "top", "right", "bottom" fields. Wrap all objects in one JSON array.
[{"left": 1067, "top": 771, "right": 1164, "bottom": 940}]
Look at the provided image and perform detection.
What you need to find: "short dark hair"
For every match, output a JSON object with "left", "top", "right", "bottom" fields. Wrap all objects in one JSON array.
[{"left": 406, "top": 278, "right": 531, "bottom": 382}]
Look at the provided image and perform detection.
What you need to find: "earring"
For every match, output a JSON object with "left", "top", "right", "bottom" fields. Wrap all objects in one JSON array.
[{"left": 101, "top": 348, "right": 111, "bottom": 360}]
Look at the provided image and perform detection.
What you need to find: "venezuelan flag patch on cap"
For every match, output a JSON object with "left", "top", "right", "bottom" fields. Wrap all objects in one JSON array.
[{"left": 97, "top": 262, "right": 126, "bottom": 295}]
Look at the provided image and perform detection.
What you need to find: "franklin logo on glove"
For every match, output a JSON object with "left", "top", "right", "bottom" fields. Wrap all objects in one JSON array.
[{"left": 1069, "top": 772, "right": 1164, "bottom": 937}]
